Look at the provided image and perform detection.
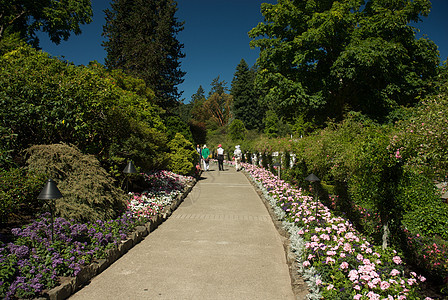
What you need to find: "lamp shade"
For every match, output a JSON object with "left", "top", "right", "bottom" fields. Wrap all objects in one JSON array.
[
  {"left": 37, "top": 179, "right": 63, "bottom": 199},
  {"left": 305, "top": 173, "right": 320, "bottom": 182},
  {"left": 123, "top": 161, "right": 137, "bottom": 174}
]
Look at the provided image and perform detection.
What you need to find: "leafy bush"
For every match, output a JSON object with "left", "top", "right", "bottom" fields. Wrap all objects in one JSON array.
[
  {"left": 228, "top": 119, "right": 247, "bottom": 141},
  {"left": 25, "top": 144, "right": 127, "bottom": 222},
  {"left": 167, "top": 133, "right": 197, "bottom": 176},
  {"left": 402, "top": 204, "right": 448, "bottom": 240},
  {"left": 0, "top": 43, "right": 168, "bottom": 172},
  {"left": 0, "top": 168, "right": 46, "bottom": 224}
]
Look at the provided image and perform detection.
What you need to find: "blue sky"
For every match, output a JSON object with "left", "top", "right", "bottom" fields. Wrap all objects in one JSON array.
[{"left": 38, "top": 0, "right": 448, "bottom": 104}]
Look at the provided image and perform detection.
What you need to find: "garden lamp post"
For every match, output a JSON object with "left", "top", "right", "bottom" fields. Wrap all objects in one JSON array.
[
  {"left": 123, "top": 161, "right": 137, "bottom": 193},
  {"left": 305, "top": 173, "right": 320, "bottom": 219},
  {"left": 37, "top": 179, "right": 63, "bottom": 241}
]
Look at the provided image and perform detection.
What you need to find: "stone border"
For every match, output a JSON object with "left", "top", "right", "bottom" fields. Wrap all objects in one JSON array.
[{"left": 41, "top": 180, "right": 196, "bottom": 300}]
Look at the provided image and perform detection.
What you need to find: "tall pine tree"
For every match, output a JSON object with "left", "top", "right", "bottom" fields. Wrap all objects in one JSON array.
[
  {"left": 231, "top": 59, "right": 263, "bottom": 130},
  {"left": 102, "top": 0, "right": 185, "bottom": 109}
]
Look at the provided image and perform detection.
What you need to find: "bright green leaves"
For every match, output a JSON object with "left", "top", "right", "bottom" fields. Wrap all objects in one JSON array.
[
  {"left": 249, "top": 0, "right": 439, "bottom": 125},
  {"left": 0, "top": 42, "right": 167, "bottom": 171}
]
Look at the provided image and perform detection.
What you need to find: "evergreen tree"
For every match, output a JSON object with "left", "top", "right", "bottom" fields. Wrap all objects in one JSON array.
[
  {"left": 102, "top": 0, "right": 185, "bottom": 109},
  {"left": 208, "top": 76, "right": 228, "bottom": 96},
  {"left": 231, "top": 59, "right": 264, "bottom": 130},
  {"left": 190, "top": 85, "right": 207, "bottom": 123}
]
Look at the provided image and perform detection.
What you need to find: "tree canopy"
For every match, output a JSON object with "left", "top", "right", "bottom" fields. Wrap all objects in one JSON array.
[
  {"left": 249, "top": 0, "right": 440, "bottom": 124},
  {"left": 0, "top": 0, "right": 92, "bottom": 47},
  {"left": 103, "top": 0, "right": 185, "bottom": 109}
]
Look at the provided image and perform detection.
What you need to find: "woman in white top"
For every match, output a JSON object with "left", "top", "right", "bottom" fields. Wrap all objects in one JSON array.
[{"left": 217, "top": 144, "right": 224, "bottom": 171}]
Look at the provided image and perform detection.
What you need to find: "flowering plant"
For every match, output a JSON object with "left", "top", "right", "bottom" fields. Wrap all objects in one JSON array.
[
  {"left": 244, "top": 162, "right": 431, "bottom": 300},
  {"left": 0, "top": 170, "right": 193, "bottom": 299}
]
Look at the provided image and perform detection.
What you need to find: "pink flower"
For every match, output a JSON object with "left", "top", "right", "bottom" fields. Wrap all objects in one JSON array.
[
  {"left": 348, "top": 270, "right": 359, "bottom": 281},
  {"left": 303, "top": 261, "right": 311, "bottom": 267},
  {"left": 340, "top": 262, "right": 349, "bottom": 269},
  {"left": 380, "top": 281, "right": 390, "bottom": 290},
  {"left": 315, "top": 278, "right": 322, "bottom": 285},
  {"left": 354, "top": 294, "right": 362, "bottom": 300},
  {"left": 392, "top": 256, "right": 402, "bottom": 264}
]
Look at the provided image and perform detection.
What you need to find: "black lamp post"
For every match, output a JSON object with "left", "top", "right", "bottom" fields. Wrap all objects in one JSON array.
[
  {"left": 305, "top": 173, "right": 320, "bottom": 218},
  {"left": 123, "top": 161, "right": 137, "bottom": 193},
  {"left": 38, "top": 179, "right": 63, "bottom": 241}
]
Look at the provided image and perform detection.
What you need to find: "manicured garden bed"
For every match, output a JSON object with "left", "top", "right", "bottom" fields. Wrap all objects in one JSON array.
[
  {"left": 0, "top": 171, "right": 195, "bottom": 299},
  {"left": 243, "top": 162, "right": 433, "bottom": 300}
]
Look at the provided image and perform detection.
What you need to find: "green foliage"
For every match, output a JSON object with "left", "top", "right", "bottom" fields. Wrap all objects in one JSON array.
[
  {"left": 0, "top": 126, "right": 17, "bottom": 170},
  {"left": 392, "top": 95, "right": 448, "bottom": 179},
  {"left": 167, "top": 133, "right": 197, "bottom": 176},
  {"left": 25, "top": 144, "right": 128, "bottom": 222},
  {"left": 228, "top": 119, "right": 247, "bottom": 141},
  {"left": 230, "top": 59, "right": 264, "bottom": 130},
  {"left": 249, "top": 0, "right": 439, "bottom": 124},
  {"left": 164, "top": 115, "right": 194, "bottom": 143},
  {"left": 403, "top": 204, "right": 448, "bottom": 240},
  {"left": 0, "top": 43, "right": 168, "bottom": 171},
  {"left": 263, "top": 110, "right": 280, "bottom": 138},
  {"left": 0, "top": 168, "right": 46, "bottom": 223},
  {"left": 0, "top": 0, "right": 92, "bottom": 46},
  {"left": 103, "top": 0, "right": 185, "bottom": 109}
]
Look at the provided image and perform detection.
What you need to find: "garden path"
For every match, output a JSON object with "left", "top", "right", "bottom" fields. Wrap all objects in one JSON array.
[{"left": 69, "top": 162, "right": 298, "bottom": 300}]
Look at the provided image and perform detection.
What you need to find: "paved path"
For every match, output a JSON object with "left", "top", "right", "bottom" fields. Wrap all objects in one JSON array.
[{"left": 70, "top": 163, "right": 296, "bottom": 300}]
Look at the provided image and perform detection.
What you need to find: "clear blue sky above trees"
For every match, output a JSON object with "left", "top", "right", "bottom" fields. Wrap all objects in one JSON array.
[{"left": 38, "top": 0, "right": 448, "bottom": 104}]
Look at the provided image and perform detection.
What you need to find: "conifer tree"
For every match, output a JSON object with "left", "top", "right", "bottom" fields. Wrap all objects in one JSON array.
[
  {"left": 102, "top": 0, "right": 185, "bottom": 109},
  {"left": 231, "top": 59, "right": 263, "bottom": 130}
]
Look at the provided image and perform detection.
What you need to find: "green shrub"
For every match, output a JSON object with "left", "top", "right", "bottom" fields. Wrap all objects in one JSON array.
[
  {"left": 402, "top": 204, "right": 448, "bottom": 240},
  {"left": 228, "top": 119, "right": 247, "bottom": 141},
  {"left": 0, "top": 168, "right": 46, "bottom": 223},
  {"left": 167, "top": 133, "right": 197, "bottom": 176},
  {"left": 25, "top": 143, "right": 127, "bottom": 222}
]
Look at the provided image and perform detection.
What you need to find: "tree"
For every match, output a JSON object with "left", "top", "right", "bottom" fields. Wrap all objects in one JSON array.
[
  {"left": 204, "top": 92, "right": 233, "bottom": 128},
  {"left": 103, "top": 0, "right": 185, "bottom": 109},
  {"left": 231, "top": 59, "right": 264, "bottom": 130},
  {"left": 208, "top": 76, "right": 228, "bottom": 96},
  {"left": 190, "top": 85, "right": 208, "bottom": 123},
  {"left": 249, "top": 0, "right": 439, "bottom": 124},
  {"left": 0, "top": 0, "right": 92, "bottom": 47}
]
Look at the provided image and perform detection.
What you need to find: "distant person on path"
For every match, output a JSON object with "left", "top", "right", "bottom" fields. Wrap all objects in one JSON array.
[
  {"left": 216, "top": 144, "right": 225, "bottom": 171},
  {"left": 233, "top": 145, "right": 242, "bottom": 171},
  {"left": 196, "top": 144, "right": 202, "bottom": 170},
  {"left": 202, "top": 144, "right": 210, "bottom": 171}
]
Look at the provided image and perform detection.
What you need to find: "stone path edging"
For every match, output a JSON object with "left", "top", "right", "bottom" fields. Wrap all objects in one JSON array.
[{"left": 41, "top": 180, "right": 197, "bottom": 300}]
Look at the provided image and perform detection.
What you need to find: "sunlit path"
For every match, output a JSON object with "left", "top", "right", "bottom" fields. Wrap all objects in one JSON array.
[{"left": 69, "top": 162, "right": 296, "bottom": 300}]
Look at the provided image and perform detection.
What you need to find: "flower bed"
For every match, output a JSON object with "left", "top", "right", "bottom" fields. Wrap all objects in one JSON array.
[
  {"left": 243, "top": 162, "right": 432, "bottom": 300},
  {"left": 0, "top": 170, "right": 194, "bottom": 299}
]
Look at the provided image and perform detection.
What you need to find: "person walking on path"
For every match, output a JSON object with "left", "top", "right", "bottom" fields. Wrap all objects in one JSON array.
[
  {"left": 196, "top": 144, "right": 202, "bottom": 171},
  {"left": 216, "top": 144, "right": 225, "bottom": 171},
  {"left": 233, "top": 145, "right": 242, "bottom": 171},
  {"left": 202, "top": 144, "right": 210, "bottom": 171}
]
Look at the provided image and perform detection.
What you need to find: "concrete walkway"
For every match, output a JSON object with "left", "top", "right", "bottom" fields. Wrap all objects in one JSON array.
[{"left": 70, "top": 163, "right": 296, "bottom": 300}]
